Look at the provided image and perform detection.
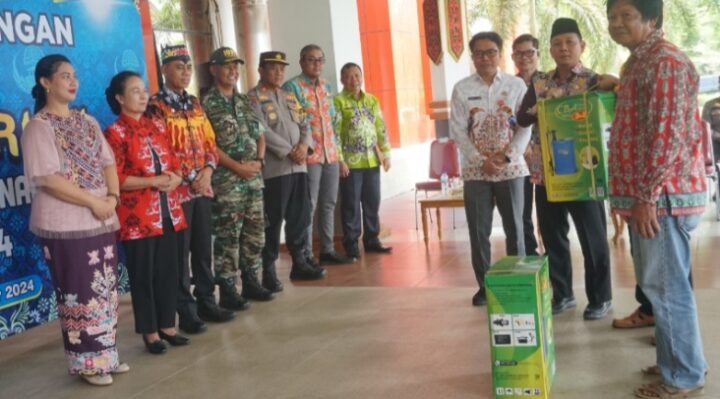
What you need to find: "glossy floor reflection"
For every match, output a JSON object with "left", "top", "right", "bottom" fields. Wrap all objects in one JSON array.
[{"left": 1, "top": 190, "right": 718, "bottom": 398}]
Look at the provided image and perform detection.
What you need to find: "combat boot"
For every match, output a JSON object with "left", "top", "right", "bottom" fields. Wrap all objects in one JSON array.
[
  {"left": 262, "top": 262, "right": 284, "bottom": 293},
  {"left": 289, "top": 251, "right": 327, "bottom": 280},
  {"left": 217, "top": 276, "right": 250, "bottom": 311},
  {"left": 241, "top": 269, "right": 276, "bottom": 301}
]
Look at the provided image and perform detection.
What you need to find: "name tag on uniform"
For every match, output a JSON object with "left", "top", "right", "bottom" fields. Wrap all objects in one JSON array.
[{"left": 468, "top": 96, "right": 482, "bottom": 100}]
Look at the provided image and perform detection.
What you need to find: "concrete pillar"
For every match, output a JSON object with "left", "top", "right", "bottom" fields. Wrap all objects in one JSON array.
[
  {"left": 266, "top": 0, "right": 362, "bottom": 92},
  {"left": 232, "top": 0, "right": 272, "bottom": 89},
  {"left": 179, "top": 0, "right": 214, "bottom": 93}
]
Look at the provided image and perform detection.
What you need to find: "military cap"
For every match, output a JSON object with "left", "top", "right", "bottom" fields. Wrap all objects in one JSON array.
[
  {"left": 259, "top": 51, "right": 289, "bottom": 66},
  {"left": 209, "top": 47, "right": 244, "bottom": 65}
]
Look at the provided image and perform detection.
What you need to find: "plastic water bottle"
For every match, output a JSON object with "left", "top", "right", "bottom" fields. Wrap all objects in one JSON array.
[{"left": 440, "top": 172, "right": 449, "bottom": 195}]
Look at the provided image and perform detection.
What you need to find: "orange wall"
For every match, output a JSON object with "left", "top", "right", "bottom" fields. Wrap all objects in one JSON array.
[{"left": 357, "top": 0, "right": 434, "bottom": 148}]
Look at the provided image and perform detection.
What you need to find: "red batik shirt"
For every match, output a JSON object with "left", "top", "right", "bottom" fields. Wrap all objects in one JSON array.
[
  {"left": 147, "top": 87, "right": 219, "bottom": 202},
  {"left": 105, "top": 113, "right": 187, "bottom": 241},
  {"left": 609, "top": 29, "right": 706, "bottom": 216}
]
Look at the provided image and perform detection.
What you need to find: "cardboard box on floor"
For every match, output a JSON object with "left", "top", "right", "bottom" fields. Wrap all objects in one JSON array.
[
  {"left": 485, "top": 256, "right": 555, "bottom": 398},
  {"left": 537, "top": 91, "right": 616, "bottom": 202}
]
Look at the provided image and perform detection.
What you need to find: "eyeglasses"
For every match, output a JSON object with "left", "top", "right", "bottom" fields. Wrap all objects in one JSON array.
[
  {"left": 471, "top": 49, "right": 499, "bottom": 59},
  {"left": 303, "top": 57, "right": 325, "bottom": 65},
  {"left": 512, "top": 49, "right": 537, "bottom": 59}
]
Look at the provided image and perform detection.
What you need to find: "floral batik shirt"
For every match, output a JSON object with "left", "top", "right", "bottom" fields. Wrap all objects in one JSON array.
[
  {"left": 283, "top": 74, "right": 343, "bottom": 164},
  {"left": 449, "top": 71, "right": 530, "bottom": 182}
]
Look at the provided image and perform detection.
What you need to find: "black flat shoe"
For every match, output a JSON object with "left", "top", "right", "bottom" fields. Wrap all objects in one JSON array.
[
  {"left": 472, "top": 289, "right": 487, "bottom": 307},
  {"left": 158, "top": 331, "right": 190, "bottom": 346},
  {"left": 143, "top": 336, "right": 167, "bottom": 355},
  {"left": 364, "top": 241, "right": 392, "bottom": 253}
]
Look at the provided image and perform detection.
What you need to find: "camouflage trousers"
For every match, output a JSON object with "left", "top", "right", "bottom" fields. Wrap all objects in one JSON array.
[{"left": 212, "top": 188, "right": 265, "bottom": 279}]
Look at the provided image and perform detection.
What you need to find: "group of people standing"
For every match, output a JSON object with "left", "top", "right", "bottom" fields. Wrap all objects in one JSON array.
[
  {"left": 452, "top": 0, "right": 707, "bottom": 397},
  {"left": 19, "top": 0, "right": 708, "bottom": 396},
  {"left": 21, "top": 42, "right": 392, "bottom": 386}
]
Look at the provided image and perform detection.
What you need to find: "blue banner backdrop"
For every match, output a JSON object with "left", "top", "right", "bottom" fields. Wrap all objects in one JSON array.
[{"left": 0, "top": 0, "right": 147, "bottom": 339}]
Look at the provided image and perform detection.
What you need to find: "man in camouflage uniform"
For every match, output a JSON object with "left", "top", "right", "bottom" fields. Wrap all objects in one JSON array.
[
  {"left": 248, "top": 51, "right": 326, "bottom": 282},
  {"left": 202, "top": 47, "right": 275, "bottom": 307}
]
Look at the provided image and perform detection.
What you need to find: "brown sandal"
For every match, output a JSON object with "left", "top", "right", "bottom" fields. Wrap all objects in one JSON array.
[
  {"left": 642, "top": 365, "right": 708, "bottom": 378},
  {"left": 634, "top": 381, "right": 704, "bottom": 398}
]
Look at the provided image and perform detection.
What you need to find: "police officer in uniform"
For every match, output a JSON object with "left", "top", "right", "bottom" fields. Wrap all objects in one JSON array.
[
  {"left": 247, "top": 51, "right": 326, "bottom": 282},
  {"left": 202, "top": 47, "right": 275, "bottom": 308}
]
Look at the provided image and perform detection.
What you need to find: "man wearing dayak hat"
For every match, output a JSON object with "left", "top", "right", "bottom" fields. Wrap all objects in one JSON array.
[
  {"left": 248, "top": 51, "right": 327, "bottom": 282},
  {"left": 147, "top": 44, "right": 235, "bottom": 334},
  {"left": 517, "top": 18, "right": 613, "bottom": 321},
  {"left": 201, "top": 47, "right": 276, "bottom": 309}
]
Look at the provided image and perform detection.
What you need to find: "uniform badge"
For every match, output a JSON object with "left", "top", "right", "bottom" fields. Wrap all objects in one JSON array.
[{"left": 268, "top": 112, "right": 278, "bottom": 122}]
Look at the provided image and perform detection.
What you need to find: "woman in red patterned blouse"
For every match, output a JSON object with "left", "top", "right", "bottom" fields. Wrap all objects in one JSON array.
[{"left": 104, "top": 71, "right": 188, "bottom": 354}]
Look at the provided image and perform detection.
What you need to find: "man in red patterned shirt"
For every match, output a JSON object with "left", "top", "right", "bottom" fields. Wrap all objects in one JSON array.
[
  {"left": 148, "top": 44, "right": 235, "bottom": 334},
  {"left": 607, "top": 0, "right": 707, "bottom": 396}
]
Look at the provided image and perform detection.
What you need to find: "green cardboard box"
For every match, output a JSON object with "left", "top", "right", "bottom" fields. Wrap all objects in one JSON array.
[
  {"left": 485, "top": 256, "right": 555, "bottom": 398},
  {"left": 537, "top": 91, "right": 616, "bottom": 202}
]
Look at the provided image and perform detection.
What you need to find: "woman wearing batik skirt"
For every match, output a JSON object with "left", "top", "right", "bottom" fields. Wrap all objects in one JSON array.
[{"left": 21, "top": 54, "right": 128, "bottom": 386}]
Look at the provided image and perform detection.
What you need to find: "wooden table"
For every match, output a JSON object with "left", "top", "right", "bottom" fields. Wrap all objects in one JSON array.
[{"left": 418, "top": 195, "right": 464, "bottom": 246}]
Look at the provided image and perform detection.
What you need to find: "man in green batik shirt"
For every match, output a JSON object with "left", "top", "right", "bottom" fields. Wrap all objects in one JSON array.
[
  {"left": 202, "top": 47, "right": 275, "bottom": 310},
  {"left": 334, "top": 62, "right": 393, "bottom": 259}
]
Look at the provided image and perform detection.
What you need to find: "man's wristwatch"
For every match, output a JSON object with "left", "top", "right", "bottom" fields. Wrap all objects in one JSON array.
[{"left": 256, "top": 158, "right": 265, "bottom": 167}]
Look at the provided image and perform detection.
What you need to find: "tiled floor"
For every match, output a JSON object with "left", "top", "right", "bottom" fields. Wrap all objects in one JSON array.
[{"left": 0, "top": 190, "right": 718, "bottom": 398}]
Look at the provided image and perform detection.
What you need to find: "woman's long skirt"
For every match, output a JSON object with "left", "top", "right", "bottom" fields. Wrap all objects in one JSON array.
[{"left": 41, "top": 232, "right": 120, "bottom": 375}]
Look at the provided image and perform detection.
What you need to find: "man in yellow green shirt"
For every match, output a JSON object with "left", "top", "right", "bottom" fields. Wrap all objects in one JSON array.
[{"left": 334, "top": 63, "right": 392, "bottom": 258}]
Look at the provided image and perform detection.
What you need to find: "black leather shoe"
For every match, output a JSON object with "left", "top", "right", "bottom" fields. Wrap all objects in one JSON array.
[
  {"left": 241, "top": 269, "right": 275, "bottom": 301},
  {"left": 345, "top": 246, "right": 361, "bottom": 259},
  {"left": 472, "top": 289, "right": 487, "bottom": 307},
  {"left": 364, "top": 241, "right": 392, "bottom": 253},
  {"left": 319, "top": 251, "right": 354, "bottom": 265},
  {"left": 305, "top": 256, "right": 321, "bottom": 269},
  {"left": 583, "top": 300, "right": 613, "bottom": 320},
  {"left": 178, "top": 318, "right": 207, "bottom": 334},
  {"left": 290, "top": 261, "right": 326, "bottom": 280},
  {"left": 552, "top": 296, "right": 577, "bottom": 315},
  {"left": 143, "top": 336, "right": 167, "bottom": 354},
  {"left": 158, "top": 330, "right": 189, "bottom": 346},
  {"left": 197, "top": 301, "right": 235, "bottom": 323}
]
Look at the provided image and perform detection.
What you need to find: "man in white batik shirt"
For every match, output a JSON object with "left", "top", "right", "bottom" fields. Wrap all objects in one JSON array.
[{"left": 450, "top": 31, "right": 530, "bottom": 307}]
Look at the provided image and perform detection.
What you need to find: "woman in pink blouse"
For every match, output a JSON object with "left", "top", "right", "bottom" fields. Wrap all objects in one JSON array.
[
  {"left": 21, "top": 54, "right": 127, "bottom": 386},
  {"left": 104, "top": 71, "right": 188, "bottom": 354}
]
